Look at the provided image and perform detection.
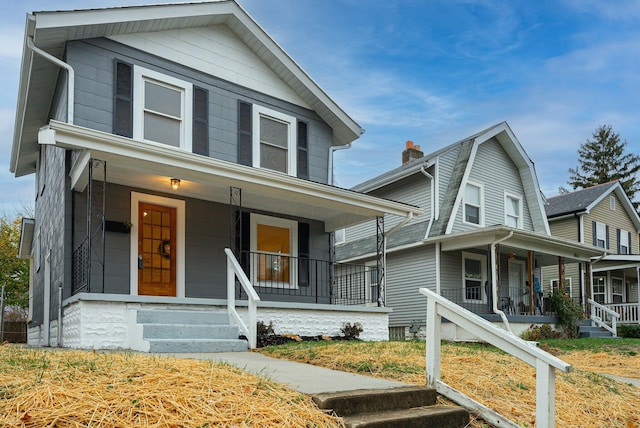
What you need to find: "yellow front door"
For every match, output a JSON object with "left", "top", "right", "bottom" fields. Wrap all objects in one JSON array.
[{"left": 138, "top": 203, "right": 176, "bottom": 296}]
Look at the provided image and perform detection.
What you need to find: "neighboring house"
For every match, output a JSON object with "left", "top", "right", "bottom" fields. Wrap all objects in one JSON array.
[
  {"left": 544, "top": 181, "right": 640, "bottom": 325},
  {"left": 10, "top": 1, "right": 421, "bottom": 351},
  {"left": 336, "top": 122, "right": 605, "bottom": 340}
]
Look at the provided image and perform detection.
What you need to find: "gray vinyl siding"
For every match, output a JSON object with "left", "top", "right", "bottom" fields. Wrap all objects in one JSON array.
[
  {"left": 386, "top": 245, "right": 436, "bottom": 327},
  {"left": 66, "top": 38, "right": 333, "bottom": 184},
  {"left": 72, "top": 183, "right": 330, "bottom": 299},
  {"left": 451, "top": 138, "right": 533, "bottom": 233},
  {"left": 31, "top": 145, "right": 69, "bottom": 326}
]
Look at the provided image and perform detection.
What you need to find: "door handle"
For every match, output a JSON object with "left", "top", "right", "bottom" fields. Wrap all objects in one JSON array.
[{"left": 138, "top": 255, "right": 143, "bottom": 269}]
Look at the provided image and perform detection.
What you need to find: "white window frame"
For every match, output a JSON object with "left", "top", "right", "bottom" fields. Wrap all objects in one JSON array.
[
  {"left": 462, "top": 252, "right": 486, "bottom": 303},
  {"left": 612, "top": 276, "right": 624, "bottom": 303},
  {"left": 250, "top": 214, "right": 298, "bottom": 288},
  {"left": 610, "top": 196, "right": 616, "bottom": 211},
  {"left": 595, "top": 221, "right": 607, "bottom": 248},
  {"left": 619, "top": 229, "right": 630, "bottom": 255},
  {"left": 504, "top": 192, "right": 523, "bottom": 229},
  {"left": 463, "top": 181, "right": 484, "bottom": 226},
  {"left": 592, "top": 275, "right": 606, "bottom": 304},
  {"left": 550, "top": 278, "right": 572, "bottom": 297},
  {"left": 133, "top": 65, "right": 193, "bottom": 151},
  {"left": 252, "top": 105, "right": 297, "bottom": 176}
]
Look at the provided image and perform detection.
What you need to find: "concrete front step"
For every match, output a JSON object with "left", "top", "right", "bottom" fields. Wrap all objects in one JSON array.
[
  {"left": 137, "top": 309, "right": 229, "bottom": 325},
  {"left": 313, "top": 386, "right": 468, "bottom": 428},
  {"left": 579, "top": 324, "right": 614, "bottom": 338},
  {"left": 148, "top": 338, "right": 249, "bottom": 353},
  {"left": 143, "top": 324, "right": 240, "bottom": 340}
]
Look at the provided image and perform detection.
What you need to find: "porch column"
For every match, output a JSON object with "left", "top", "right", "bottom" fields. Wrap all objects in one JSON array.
[
  {"left": 376, "top": 216, "right": 385, "bottom": 307},
  {"left": 584, "top": 262, "right": 592, "bottom": 308},
  {"left": 558, "top": 257, "right": 565, "bottom": 292},
  {"left": 527, "top": 251, "right": 534, "bottom": 315}
]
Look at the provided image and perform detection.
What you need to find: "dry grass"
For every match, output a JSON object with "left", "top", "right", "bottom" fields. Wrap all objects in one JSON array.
[
  {"left": 260, "top": 340, "right": 640, "bottom": 428},
  {"left": 0, "top": 345, "right": 343, "bottom": 427}
]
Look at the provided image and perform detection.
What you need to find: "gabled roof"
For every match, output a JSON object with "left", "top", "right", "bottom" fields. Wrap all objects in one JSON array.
[
  {"left": 353, "top": 121, "right": 550, "bottom": 236},
  {"left": 11, "top": 0, "right": 363, "bottom": 177},
  {"left": 546, "top": 181, "right": 640, "bottom": 231}
]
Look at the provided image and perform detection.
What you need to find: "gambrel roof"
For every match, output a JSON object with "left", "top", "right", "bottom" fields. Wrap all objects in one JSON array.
[
  {"left": 11, "top": 0, "right": 363, "bottom": 176},
  {"left": 546, "top": 181, "right": 640, "bottom": 231}
]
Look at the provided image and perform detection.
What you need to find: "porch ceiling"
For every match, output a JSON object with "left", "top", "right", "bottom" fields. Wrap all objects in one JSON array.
[
  {"left": 434, "top": 225, "right": 607, "bottom": 265},
  {"left": 44, "top": 121, "right": 422, "bottom": 232}
]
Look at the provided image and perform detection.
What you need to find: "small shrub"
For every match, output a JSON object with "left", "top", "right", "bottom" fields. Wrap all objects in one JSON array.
[
  {"left": 618, "top": 324, "right": 640, "bottom": 338},
  {"left": 548, "top": 290, "right": 584, "bottom": 338},
  {"left": 521, "top": 324, "right": 562, "bottom": 341},
  {"left": 341, "top": 322, "right": 363, "bottom": 340}
]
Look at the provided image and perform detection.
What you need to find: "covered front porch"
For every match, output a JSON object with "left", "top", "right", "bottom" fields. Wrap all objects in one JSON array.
[
  {"left": 590, "top": 255, "right": 640, "bottom": 326},
  {"left": 433, "top": 226, "right": 606, "bottom": 334},
  {"left": 35, "top": 121, "right": 422, "bottom": 350}
]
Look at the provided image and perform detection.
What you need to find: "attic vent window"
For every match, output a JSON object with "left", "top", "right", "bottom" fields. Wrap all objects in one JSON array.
[{"left": 610, "top": 196, "right": 616, "bottom": 211}]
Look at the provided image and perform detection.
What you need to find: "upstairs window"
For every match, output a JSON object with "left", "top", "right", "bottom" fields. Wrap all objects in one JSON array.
[
  {"left": 133, "top": 66, "right": 193, "bottom": 150},
  {"left": 464, "top": 182, "right": 483, "bottom": 226},
  {"left": 593, "top": 221, "right": 608, "bottom": 249},
  {"left": 253, "top": 105, "right": 297, "bottom": 175},
  {"left": 505, "top": 193, "right": 522, "bottom": 228},
  {"left": 619, "top": 229, "right": 630, "bottom": 254}
]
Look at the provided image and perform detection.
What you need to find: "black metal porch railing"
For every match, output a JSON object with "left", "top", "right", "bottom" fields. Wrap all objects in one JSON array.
[
  {"left": 72, "top": 237, "right": 90, "bottom": 294},
  {"left": 441, "top": 286, "right": 549, "bottom": 316},
  {"left": 236, "top": 250, "right": 379, "bottom": 305}
]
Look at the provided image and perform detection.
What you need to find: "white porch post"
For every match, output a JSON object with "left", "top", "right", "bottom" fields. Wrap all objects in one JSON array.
[
  {"left": 425, "top": 297, "right": 441, "bottom": 388},
  {"left": 536, "top": 358, "right": 556, "bottom": 428}
]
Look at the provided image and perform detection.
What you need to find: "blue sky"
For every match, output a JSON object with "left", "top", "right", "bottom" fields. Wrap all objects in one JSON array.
[{"left": 1, "top": 0, "right": 640, "bottom": 215}]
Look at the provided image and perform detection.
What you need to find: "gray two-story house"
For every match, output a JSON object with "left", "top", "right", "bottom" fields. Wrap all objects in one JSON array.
[
  {"left": 337, "top": 122, "right": 604, "bottom": 340},
  {"left": 11, "top": 1, "right": 421, "bottom": 351}
]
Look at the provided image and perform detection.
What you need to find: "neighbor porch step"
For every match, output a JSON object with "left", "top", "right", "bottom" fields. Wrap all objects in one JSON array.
[
  {"left": 137, "top": 309, "right": 229, "bottom": 325},
  {"left": 143, "top": 324, "right": 240, "bottom": 340},
  {"left": 313, "top": 386, "right": 468, "bottom": 428},
  {"left": 578, "top": 322, "right": 614, "bottom": 338}
]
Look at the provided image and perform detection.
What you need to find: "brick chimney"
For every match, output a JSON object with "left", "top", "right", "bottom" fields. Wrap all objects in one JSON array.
[{"left": 402, "top": 140, "right": 423, "bottom": 165}]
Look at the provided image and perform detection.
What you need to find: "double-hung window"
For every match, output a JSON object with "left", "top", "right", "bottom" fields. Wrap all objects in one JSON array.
[
  {"left": 593, "top": 275, "right": 606, "bottom": 304},
  {"left": 594, "top": 221, "right": 607, "bottom": 249},
  {"left": 133, "top": 66, "right": 193, "bottom": 150},
  {"left": 253, "top": 105, "right": 297, "bottom": 175},
  {"left": 619, "top": 229, "right": 630, "bottom": 254},
  {"left": 463, "top": 252, "right": 486, "bottom": 302},
  {"left": 505, "top": 193, "right": 522, "bottom": 228},
  {"left": 464, "top": 182, "right": 483, "bottom": 226}
]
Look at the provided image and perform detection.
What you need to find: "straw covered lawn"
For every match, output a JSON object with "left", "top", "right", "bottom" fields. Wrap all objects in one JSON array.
[
  {"left": 0, "top": 345, "right": 343, "bottom": 427},
  {"left": 260, "top": 340, "right": 640, "bottom": 428}
]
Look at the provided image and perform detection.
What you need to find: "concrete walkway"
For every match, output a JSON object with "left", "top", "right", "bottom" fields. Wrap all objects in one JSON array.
[{"left": 159, "top": 352, "right": 409, "bottom": 394}]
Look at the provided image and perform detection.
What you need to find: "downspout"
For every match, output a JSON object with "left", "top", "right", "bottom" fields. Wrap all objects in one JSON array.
[
  {"left": 380, "top": 212, "right": 414, "bottom": 306},
  {"left": 26, "top": 36, "right": 74, "bottom": 124},
  {"left": 491, "top": 231, "right": 514, "bottom": 333},
  {"left": 328, "top": 144, "right": 351, "bottom": 185},
  {"left": 420, "top": 163, "right": 435, "bottom": 238}
]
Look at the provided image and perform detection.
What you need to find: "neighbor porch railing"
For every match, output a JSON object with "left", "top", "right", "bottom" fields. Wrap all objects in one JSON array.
[
  {"left": 225, "top": 248, "right": 260, "bottom": 349},
  {"left": 236, "top": 250, "right": 378, "bottom": 305},
  {"left": 441, "top": 286, "right": 546, "bottom": 316},
  {"left": 600, "top": 302, "right": 639, "bottom": 324},
  {"left": 421, "top": 287, "right": 571, "bottom": 428},
  {"left": 588, "top": 298, "right": 620, "bottom": 337}
]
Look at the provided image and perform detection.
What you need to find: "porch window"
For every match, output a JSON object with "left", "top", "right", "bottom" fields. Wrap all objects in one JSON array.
[
  {"left": 133, "top": 66, "right": 193, "bottom": 150},
  {"left": 550, "top": 278, "right": 572, "bottom": 296},
  {"left": 250, "top": 214, "right": 298, "bottom": 287},
  {"left": 505, "top": 193, "right": 522, "bottom": 228},
  {"left": 463, "top": 252, "right": 486, "bottom": 302},
  {"left": 593, "top": 275, "right": 606, "bottom": 304},
  {"left": 612, "top": 277, "right": 624, "bottom": 303},
  {"left": 253, "top": 105, "right": 297, "bottom": 175},
  {"left": 464, "top": 182, "right": 483, "bottom": 226}
]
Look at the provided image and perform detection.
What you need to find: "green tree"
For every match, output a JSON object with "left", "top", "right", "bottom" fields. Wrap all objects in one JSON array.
[
  {"left": 568, "top": 125, "right": 640, "bottom": 205},
  {"left": 0, "top": 215, "right": 30, "bottom": 315}
]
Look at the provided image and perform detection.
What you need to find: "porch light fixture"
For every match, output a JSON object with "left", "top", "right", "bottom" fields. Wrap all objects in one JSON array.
[{"left": 170, "top": 178, "right": 181, "bottom": 191}]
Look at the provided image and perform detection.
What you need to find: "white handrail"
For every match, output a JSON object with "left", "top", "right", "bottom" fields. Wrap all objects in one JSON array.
[
  {"left": 588, "top": 298, "right": 619, "bottom": 337},
  {"left": 420, "top": 287, "right": 570, "bottom": 428},
  {"left": 225, "top": 248, "right": 260, "bottom": 349}
]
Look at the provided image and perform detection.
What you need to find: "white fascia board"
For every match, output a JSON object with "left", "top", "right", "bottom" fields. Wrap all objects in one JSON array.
[
  {"left": 444, "top": 140, "right": 479, "bottom": 234},
  {"left": 47, "top": 121, "right": 422, "bottom": 219},
  {"left": 18, "top": 218, "right": 35, "bottom": 259}
]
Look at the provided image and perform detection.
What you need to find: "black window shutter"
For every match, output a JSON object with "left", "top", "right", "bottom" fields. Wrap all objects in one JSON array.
[
  {"left": 617, "top": 228, "right": 621, "bottom": 253},
  {"left": 605, "top": 225, "right": 610, "bottom": 249},
  {"left": 629, "top": 231, "right": 633, "bottom": 254},
  {"left": 592, "top": 221, "right": 597, "bottom": 247},
  {"left": 237, "top": 101, "right": 252, "bottom": 166},
  {"left": 298, "top": 222, "right": 310, "bottom": 286},
  {"left": 192, "top": 86, "right": 209, "bottom": 156},
  {"left": 235, "top": 211, "right": 251, "bottom": 273},
  {"left": 113, "top": 60, "right": 133, "bottom": 138},
  {"left": 297, "top": 121, "right": 309, "bottom": 180}
]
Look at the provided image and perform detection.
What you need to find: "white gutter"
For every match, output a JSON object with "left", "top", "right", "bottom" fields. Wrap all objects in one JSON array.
[
  {"left": 420, "top": 162, "right": 435, "bottom": 238},
  {"left": 26, "top": 36, "right": 74, "bottom": 124},
  {"left": 491, "top": 231, "right": 514, "bottom": 333},
  {"left": 328, "top": 143, "right": 351, "bottom": 185}
]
